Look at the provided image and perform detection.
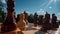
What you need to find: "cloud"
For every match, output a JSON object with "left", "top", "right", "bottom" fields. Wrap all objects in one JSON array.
[
  {"left": 49, "top": 6, "right": 52, "bottom": 9},
  {"left": 26, "top": 11, "right": 30, "bottom": 13},
  {"left": 24, "top": 10, "right": 31, "bottom": 14},
  {"left": 57, "top": 18, "right": 60, "bottom": 20},
  {"left": 1, "top": 0, "right": 6, "bottom": 4},
  {"left": 57, "top": 13, "right": 60, "bottom": 15},
  {"left": 4, "top": 7, "right": 6, "bottom": 10},
  {"left": 37, "top": 9, "right": 46, "bottom": 15},
  {"left": 57, "top": 13, "right": 60, "bottom": 20}
]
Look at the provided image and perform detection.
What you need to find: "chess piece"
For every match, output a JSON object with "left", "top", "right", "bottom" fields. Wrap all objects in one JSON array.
[
  {"left": 51, "top": 14, "right": 59, "bottom": 28},
  {"left": 34, "top": 12, "right": 38, "bottom": 27},
  {"left": 1, "top": 0, "right": 17, "bottom": 32},
  {"left": 16, "top": 14, "right": 20, "bottom": 22},
  {"left": 38, "top": 15, "right": 43, "bottom": 26},
  {"left": 45, "top": 12, "right": 50, "bottom": 24},
  {"left": 42, "top": 12, "right": 52, "bottom": 29},
  {"left": 17, "top": 14, "right": 26, "bottom": 31},
  {"left": 24, "top": 11, "right": 29, "bottom": 25}
]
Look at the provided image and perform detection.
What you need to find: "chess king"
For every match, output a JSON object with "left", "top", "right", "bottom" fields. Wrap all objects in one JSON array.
[
  {"left": 17, "top": 14, "right": 27, "bottom": 31},
  {"left": 1, "top": 0, "right": 17, "bottom": 32}
]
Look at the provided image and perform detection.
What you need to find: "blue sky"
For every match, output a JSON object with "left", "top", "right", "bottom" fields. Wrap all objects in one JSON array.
[{"left": 0, "top": 0, "right": 60, "bottom": 20}]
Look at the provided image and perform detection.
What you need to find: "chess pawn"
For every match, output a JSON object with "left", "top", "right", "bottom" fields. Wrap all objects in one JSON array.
[
  {"left": 38, "top": 15, "right": 43, "bottom": 26},
  {"left": 34, "top": 12, "right": 38, "bottom": 27},
  {"left": 52, "top": 14, "right": 59, "bottom": 28},
  {"left": 17, "top": 14, "right": 26, "bottom": 31}
]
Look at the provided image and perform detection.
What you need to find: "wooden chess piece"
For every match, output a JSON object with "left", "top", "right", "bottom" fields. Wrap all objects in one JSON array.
[
  {"left": 38, "top": 15, "right": 43, "bottom": 26},
  {"left": 52, "top": 14, "right": 59, "bottom": 28},
  {"left": 34, "top": 12, "right": 38, "bottom": 27},
  {"left": 24, "top": 11, "right": 29, "bottom": 25},
  {"left": 17, "top": 14, "right": 27, "bottom": 31},
  {"left": 42, "top": 12, "right": 52, "bottom": 30},
  {"left": 1, "top": 0, "right": 17, "bottom": 32}
]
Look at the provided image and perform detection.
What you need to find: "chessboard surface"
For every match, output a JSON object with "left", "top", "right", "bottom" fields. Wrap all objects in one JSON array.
[{"left": 1, "top": 23, "right": 60, "bottom": 34}]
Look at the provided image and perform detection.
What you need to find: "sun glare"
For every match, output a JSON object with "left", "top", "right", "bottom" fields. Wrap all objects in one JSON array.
[
  {"left": 54, "top": 0, "right": 56, "bottom": 3},
  {"left": 50, "top": 0, "right": 57, "bottom": 3}
]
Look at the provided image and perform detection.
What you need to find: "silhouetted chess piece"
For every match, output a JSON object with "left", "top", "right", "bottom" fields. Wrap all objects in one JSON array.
[
  {"left": 13, "top": 12, "right": 17, "bottom": 23},
  {"left": 45, "top": 12, "right": 50, "bottom": 24},
  {"left": 38, "top": 15, "right": 43, "bottom": 26},
  {"left": 24, "top": 11, "right": 29, "bottom": 25},
  {"left": 17, "top": 14, "right": 26, "bottom": 31},
  {"left": 42, "top": 12, "right": 52, "bottom": 29},
  {"left": 16, "top": 14, "right": 20, "bottom": 22},
  {"left": 51, "top": 14, "right": 59, "bottom": 28},
  {"left": 34, "top": 12, "right": 38, "bottom": 27},
  {"left": 1, "top": 0, "right": 17, "bottom": 32}
]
